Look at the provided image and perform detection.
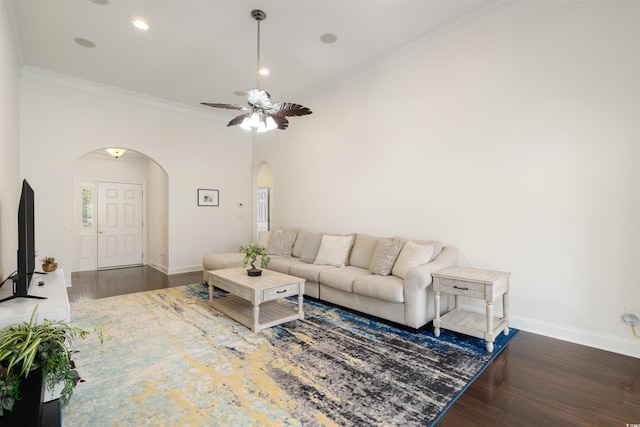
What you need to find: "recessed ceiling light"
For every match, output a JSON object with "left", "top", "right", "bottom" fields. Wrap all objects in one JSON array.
[
  {"left": 89, "top": 0, "right": 109, "bottom": 4},
  {"left": 133, "top": 20, "right": 149, "bottom": 30},
  {"left": 259, "top": 68, "right": 270, "bottom": 76},
  {"left": 320, "top": 33, "right": 338, "bottom": 44},
  {"left": 233, "top": 90, "right": 246, "bottom": 97},
  {"left": 74, "top": 38, "right": 96, "bottom": 48}
]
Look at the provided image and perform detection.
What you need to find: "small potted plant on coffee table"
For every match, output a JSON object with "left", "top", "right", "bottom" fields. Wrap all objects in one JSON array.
[{"left": 240, "top": 243, "right": 270, "bottom": 276}]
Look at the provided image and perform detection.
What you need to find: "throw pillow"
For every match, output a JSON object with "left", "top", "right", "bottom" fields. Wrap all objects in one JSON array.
[
  {"left": 266, "top": 230, "right": 298, "bottom": 257},
  {"left": 369, "top": 239, "right": 403, "bottom": 276},
  {"left": 300, "top": 232, "right": 323, "bottom": 263},
  {"left": 391, "top": 241, "right": 433, "bottom": 279},
  {"left": 313, "top": 234, "right": 354, "bottom": 267}
]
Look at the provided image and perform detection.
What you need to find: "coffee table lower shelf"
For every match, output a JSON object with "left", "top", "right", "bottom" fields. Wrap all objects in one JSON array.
[{"left": 210, "top": 295, "right": 301, "bottom": 332}]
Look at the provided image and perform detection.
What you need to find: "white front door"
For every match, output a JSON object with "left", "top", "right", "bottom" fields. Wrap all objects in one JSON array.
[
  {"left": 256, "top": 187, "right": 270, "bottom": 235},
  {"left": 97, "top": 182, "right": 143, "bottom": 269}
]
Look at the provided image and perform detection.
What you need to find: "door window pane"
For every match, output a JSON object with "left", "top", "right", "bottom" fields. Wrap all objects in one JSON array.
[{"left": 81, "top": 188, "right": 93, "bottom": 228}]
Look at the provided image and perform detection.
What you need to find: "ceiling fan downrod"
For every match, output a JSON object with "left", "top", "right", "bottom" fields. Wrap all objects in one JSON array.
[{"left": 251, "top": 10, "right": 266, "bottom": 89}]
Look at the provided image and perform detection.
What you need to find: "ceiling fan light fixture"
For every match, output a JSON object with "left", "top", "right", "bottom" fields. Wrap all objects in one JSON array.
[
  {"left": 266, "top": 116, "right": 277, "bottom": 131},
  {"left": 200, "top": 9, "right": 312, "bottom": 132},
  {"left": 249, "top": 112, "right": 261, "bottom": 128},
  {"left": 239, "top": 118, "right": 252, "bottom": 131}
]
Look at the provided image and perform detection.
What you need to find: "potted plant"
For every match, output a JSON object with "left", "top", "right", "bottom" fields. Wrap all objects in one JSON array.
[
  {"left": 239, "top": 243, "right": 270, "bottom": 276},
  {"left": 0, "top": 307, "right": 98, "bottom": 425},
  {"left": 41, "top": 257, "right": 57, "bottom": 272}
]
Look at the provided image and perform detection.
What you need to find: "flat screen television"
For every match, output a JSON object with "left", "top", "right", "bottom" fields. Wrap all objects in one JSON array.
[{"left": 0, "top": 180, "right": 46, "bottom": 303}]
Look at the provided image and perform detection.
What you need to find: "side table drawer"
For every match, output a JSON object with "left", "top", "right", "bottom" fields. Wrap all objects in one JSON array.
[
  {"left": 263, "top": 283, "right": 299, "bottom": 302},
  {"left": 438, "top": 278, "right": 485, "bottom": 299}
]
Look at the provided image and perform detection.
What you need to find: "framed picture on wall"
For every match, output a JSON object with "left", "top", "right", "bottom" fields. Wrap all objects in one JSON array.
[{"left": 198, "top": 189, "right": 219, "bottom": 207}]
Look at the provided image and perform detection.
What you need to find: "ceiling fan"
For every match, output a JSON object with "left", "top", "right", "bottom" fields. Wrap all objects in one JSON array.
[{"left": 201, "top": 10, "right": 312, "bottom": 132}]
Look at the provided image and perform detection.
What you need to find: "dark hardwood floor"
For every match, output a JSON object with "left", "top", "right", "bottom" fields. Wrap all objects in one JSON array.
[
  {"left": 66, "top": 266, "right": 202, "bottom": 303},
  {"left": 438, "top": 332, "right": 640, "bottom": 426},
  {"left": 45, "top": 266, "right": 639, "bottom": 426}
]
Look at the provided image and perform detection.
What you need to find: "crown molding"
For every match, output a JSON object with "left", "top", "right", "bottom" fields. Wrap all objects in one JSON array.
[{"left": 20, "top": 65, "right": 228, "bottom": 122}]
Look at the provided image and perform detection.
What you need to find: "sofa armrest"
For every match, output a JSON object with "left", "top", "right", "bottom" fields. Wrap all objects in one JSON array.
[
  {"left": 404, "top": 246, "right": 458, "bottom": 293},
  {"left": 403, "top": 245, "right": 458, "bottom": 328}
]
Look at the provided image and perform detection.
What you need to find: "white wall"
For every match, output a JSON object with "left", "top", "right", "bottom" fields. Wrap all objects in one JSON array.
[
  {"left": 20, "top": 71, "right": 254, "bottom": 283},
  {"left": 147, "top": 159, "right": 169, "bottom": 272},
  {"left": 253, "top": 1, "right": 640, "bottom": 356},
  {"left": 0, "top": 2, "right": 21, "bottom": 279}
]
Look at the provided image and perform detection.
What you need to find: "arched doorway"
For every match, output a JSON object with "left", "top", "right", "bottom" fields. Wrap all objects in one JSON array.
[{"left": 70, "top": 148, "right": 169, "bottom": 272}]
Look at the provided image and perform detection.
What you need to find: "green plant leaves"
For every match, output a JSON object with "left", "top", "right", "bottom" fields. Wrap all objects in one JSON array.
[{"left": 0, "top": 306, "right": 94, "bottom": 412}]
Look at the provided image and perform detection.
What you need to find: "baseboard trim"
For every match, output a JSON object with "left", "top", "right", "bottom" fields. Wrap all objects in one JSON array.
[
  {"left": 166, "top": 265, "right": 202, "bottom": 275},
  {"left": 511, "top": 316, "right": 640, "bottom": 359},
  {"left": 147, "top": 262, "right": 168, "bottom": 274},
  {"left": 149, "top": 262, "right": 203, "bottom": 276},
  {"left": 457, "top": 303, "right": 640, "bottom": 359}
]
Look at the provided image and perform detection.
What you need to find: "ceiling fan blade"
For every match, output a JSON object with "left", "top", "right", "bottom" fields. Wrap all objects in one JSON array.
[
  {"left": 227, "top": 113, "right": 250, "bottom": 127},
  {"left": 200, "top": 102, "right": 249, "bottom": 111},
  {"left": 271, "top": 102, "right": 312, "bottom": 117}
]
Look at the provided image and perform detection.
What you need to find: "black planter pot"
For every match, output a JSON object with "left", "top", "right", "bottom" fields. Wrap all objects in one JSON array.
[
  {"left": 0, "top": 367, "right": 44, "bottom": 427},
  {"left": 247, "top": 268, "right": 262, "bottom": 277}
]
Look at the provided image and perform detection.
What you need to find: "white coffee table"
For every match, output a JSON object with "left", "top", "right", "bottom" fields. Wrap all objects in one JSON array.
[{"left": 207, "top": 268, "right": 305, "bottom": 332}]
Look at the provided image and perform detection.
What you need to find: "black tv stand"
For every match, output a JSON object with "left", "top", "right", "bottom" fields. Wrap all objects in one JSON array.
[
  {"left": 0, "top": 275, "right": 48, "bottom": 303},
  {"left": 0, "top": 294, "right": 47, "bottom": 303}
]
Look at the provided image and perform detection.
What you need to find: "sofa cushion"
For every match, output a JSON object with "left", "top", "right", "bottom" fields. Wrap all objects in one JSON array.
[
  {"left": 268, "top": 256, "right": 301, "bottom": 275},
  {"left": 300, "top": 232, "right": 323, "bottom": 263},
  {"left": 292, "top": 229, "right": 308, "bottom": 258},
  {"left": 393, "top": 237, "right": 443, "bottom": 262},
  {"left": 392, "top": 241, "right": 433, "bottom": 279},
  {"left": 267, "top": 230, "right": 298, "bottom": 257},
  {"left": 353, "top": 274, "right": 404, "bottom": 303},
  {"left": 290, "top": 262, "right": 337, "bottom": 283},
  {"left": 314, "top": 234, "right": 354, "bottom": 267},
  {"left": 349, "top": 234, "right": 383, "bottom": 269},
  {"left": 319, "top": 266, "right": 372, "bottom": 293},
  {"left": 369, "top": 239, "right": 403, "bottom": 276}
]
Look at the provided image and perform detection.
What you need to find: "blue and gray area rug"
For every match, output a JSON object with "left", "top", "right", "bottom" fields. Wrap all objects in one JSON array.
[{"left": 62, "top": 283, "right": 517, "bottom": 426}]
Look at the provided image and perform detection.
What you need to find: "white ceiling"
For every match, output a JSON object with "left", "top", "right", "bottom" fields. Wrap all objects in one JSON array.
[{"left": 7, "top": 0, "right": 501, "bottom": 112}]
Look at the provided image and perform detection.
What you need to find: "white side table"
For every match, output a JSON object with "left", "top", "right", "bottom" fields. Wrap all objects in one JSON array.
[{"left": 432, "top": 266, "right": 510, "bottom": 352}]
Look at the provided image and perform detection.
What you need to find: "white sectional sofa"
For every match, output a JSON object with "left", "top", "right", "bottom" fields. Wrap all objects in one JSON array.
[{"left": 202, "top": 228, "right": 457, "bottom": 329}]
